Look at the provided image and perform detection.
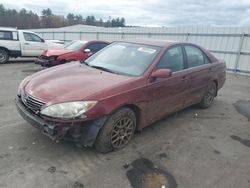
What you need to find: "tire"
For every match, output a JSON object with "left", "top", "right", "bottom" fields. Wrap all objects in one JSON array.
[
  {"left": 198, "top": 82, "right": 217, "bottom": 109},
  {"left": 0, "top": 49, "right": 9, "bottom": 64},
  {"left": 94, "top": 108, "right": 136, "bottom": 153}
]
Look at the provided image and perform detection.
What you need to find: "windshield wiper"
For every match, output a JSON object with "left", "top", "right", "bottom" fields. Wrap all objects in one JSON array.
[
  {"left": 90, "top": 65, "right": 115, "bottom": 73},
  {"left": 81, "top": 61, "right": 89, "bottom": 66}
]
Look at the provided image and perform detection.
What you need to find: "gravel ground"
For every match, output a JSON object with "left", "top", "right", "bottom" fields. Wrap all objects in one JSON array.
[{"left": 0, "top": 61, "right": 250, "bottom": 188}]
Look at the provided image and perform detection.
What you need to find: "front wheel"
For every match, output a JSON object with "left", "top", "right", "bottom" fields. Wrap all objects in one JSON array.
[
  {"left": 0, "top": 49, "right": 9, "bottom": 64},
  {"left": 198, "top": 82, "right": 217, "bottom": 108},
  {"left": 94, "top": 108, "right": 136, "bottom": 153}
]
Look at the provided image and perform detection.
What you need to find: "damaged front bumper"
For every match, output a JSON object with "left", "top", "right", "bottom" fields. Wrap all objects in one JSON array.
[
  {"left": 35, "top": 58, "right": 62, "bottom": 67},
  {"left": 35, "top": 58, "right": 51, "bottom": 66},
  {"left": 15, "top": 97, "right": 107, "bottom": 147}
]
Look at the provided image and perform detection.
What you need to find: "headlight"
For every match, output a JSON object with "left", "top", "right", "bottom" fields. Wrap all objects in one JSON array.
[
  {"left": 49, "top": 56, "right": 57, "bottom": 61},
  {"left": 40, "top": 101, "right": 97, "bottom": 119},
  {"left": 18, "top": 76, "right": 31, "bottom": 95}
]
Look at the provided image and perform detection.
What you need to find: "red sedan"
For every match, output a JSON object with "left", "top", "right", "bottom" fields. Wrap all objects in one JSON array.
[
  {"left": 16, "top": 39, "right": 226, "bottom": 153},
  {"left": 35, "top": 40, "right": 109, "bottom": 67}
]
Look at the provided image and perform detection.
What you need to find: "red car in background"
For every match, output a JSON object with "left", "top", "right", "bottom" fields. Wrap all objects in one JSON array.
[{"left": 35, "top": 40, "right": 109, "bottom": 67}]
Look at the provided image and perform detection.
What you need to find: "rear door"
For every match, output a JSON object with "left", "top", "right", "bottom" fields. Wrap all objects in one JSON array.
[
  {"left": 20, "top": 31, "right": 47, "bottom": 56},
  {"left": 183, "top": 45, "right": 214, "bottom": 106},
  {"left": 145, "top": 45, "right": 189, "bottom": 125}
]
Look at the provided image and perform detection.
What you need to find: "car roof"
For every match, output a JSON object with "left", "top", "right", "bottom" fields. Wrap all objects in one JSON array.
[
  {"left": 117, "top": 38, "right": 181, "bottom": 47},
  {"left": 71, "top": 40, "right": 109, "bottom": 44},
  {"left": 72, "top": 40, "right": 88, "bottom": 43},
  {"left": 0, "top": 27, "right": 17, "bottom": 31},
  {"left": 87, "top": 40, "right": 110, "bottom": 44}
]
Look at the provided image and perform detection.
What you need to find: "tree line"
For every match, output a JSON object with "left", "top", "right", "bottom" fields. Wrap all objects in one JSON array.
[{"left": 0, "top": 4, "right": 126, "bottom": 29}]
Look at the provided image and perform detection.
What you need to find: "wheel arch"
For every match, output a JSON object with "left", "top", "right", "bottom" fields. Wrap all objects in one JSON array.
[
  {"left": 112, "top": 103, "right": 141, "bottom": 130},
  {"left": 93, "top": 103, "right": 142, "bottom": 152},
  {"left": 212, "top": 79, "right": 218, "bottom": 96},
  {"left": 0, "top": 47, "right": 10, "bottom": 55}
]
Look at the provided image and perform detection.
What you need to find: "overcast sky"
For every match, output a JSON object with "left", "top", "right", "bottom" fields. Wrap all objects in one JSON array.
[{"left": 2, "top": 0, "right": 250, "bottom": 26}]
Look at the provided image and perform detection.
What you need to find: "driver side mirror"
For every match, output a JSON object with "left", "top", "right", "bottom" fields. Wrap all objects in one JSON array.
[
  {"left": 151, "top": 69, "right": 172, "bottom": 79},
  {"left": 84, "top": 49, "right": 91, "bottom": 53}
]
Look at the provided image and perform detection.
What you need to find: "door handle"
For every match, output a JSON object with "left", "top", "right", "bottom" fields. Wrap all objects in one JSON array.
[
  {"left": 208, "top": 67, "right": 213, "bottom": 72},
  {"left": 24, "top": 43, "right": 29, "bottom": 45},
  {"left": 181, "top": 76, "right": 187, "bottom": 81}
]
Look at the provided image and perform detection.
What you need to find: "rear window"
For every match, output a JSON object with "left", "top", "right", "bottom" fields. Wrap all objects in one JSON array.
[{"left": 0, "top": 31, "right": 13, "bottom": 40}]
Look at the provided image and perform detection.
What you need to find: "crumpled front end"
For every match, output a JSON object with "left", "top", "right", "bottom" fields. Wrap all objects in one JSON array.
[
  {"left": 15, "top": 94, "right": 107, "bottom": 147},
  {"left": 35, "top": 55, "right": 63, "bottom": 67}
]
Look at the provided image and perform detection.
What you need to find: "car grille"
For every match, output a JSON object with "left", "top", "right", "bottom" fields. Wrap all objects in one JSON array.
[
  {"left": 40, "top": 55, "right": 49, "bottom": 60},
  {"left": 21, "top": 92, "right": 45, "bottom": 113}
]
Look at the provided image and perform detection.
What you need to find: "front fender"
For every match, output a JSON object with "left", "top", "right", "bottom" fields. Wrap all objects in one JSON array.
[{"left": 80, "top": 116, "right": 108, "bottom": 147}]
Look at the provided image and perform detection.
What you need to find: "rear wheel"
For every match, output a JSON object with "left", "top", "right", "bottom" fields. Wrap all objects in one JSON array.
[
  {"left": 94, "top": 108, "right": 136, "bottom": 153},
  {"left": 0, "top": 49, "right": 9, "bottom": 64},
  {"left": 198, "top": 82, "right": 217, "bottom": 108}
]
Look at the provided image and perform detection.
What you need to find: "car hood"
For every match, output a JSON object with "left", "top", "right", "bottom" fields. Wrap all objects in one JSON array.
[
  {"left": 24, "top": 62, "right": 138, "bottom": 105},
  {"left": 42, "top": 49, "right": 74, "bottom": 57}
]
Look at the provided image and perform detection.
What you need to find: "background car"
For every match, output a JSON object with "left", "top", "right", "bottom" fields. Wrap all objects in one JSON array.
[
  {"left": 0, "top": 27, "right": 64, "bottom": 64},
  {"left": 16, "top": 39, "right": 226, "bottom": 153},
  {"left": 35, "top": 40, "right": 109, "bottom": 67}
]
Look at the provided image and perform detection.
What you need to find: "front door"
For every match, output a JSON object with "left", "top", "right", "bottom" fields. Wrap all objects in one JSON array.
[
  {"left": 145, "top": 45, "right": 189, "bottom": 126},
  {"left": 21, "top": 32, "right": 47, "bottom": 56}
]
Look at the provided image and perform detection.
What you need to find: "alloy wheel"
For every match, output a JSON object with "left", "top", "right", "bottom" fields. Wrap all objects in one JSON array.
[
  {"left": 0, "top": 51, "right": 8, "bottom": 64},
  {"left": 0, "top": 53, "right": 6, "bottom": 62},
  {"left": 110, "top": 117, "right": 135, "bottom": 149},
  {"left": 205, "top": 85, "right": 216, "bottom": 106}
]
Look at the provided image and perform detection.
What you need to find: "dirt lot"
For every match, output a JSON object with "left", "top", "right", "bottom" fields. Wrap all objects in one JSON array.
[{"left": 0, "top": 61, "right": 250, "bottom": 188}]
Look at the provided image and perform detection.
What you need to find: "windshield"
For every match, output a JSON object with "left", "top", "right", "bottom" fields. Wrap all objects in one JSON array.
[
  {"left": 64, "top": 40, "right": 87, "bottom": 50},
  {"left": 84, "top": 42, "right": 161, "bottom": 76}
]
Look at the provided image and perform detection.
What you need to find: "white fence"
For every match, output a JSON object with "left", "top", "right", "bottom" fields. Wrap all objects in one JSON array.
[{"left": 33, "top": 26, "right": 250, "bottom": 74}]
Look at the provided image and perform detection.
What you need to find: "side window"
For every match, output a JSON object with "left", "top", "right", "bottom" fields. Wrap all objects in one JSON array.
[
  {"left": 99, "top": 43, "right": 108, "bottom": 49},
  {"left": 86, "top": 43, "right": 100, "bottom": 52},
  {"left": 24, "top": 32, "right": 43, "bottom": 42},
  {"left": 0, "top": 31, "right": 13, "bottom": 40},
  {"left": 204, "top": 54, "right": 210, "bottom": 64},
  {"left": 185, "top": 45, "right": 209, "bottom": 68},
  {"left": 87, "top": 43, "right": 107, "bottom": 52},
  {"left": 12, "top": 32, "right": 18, "bottom": 40},
  {"left": 156, "top": 46, "right": 184, "bottom": 72}
]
